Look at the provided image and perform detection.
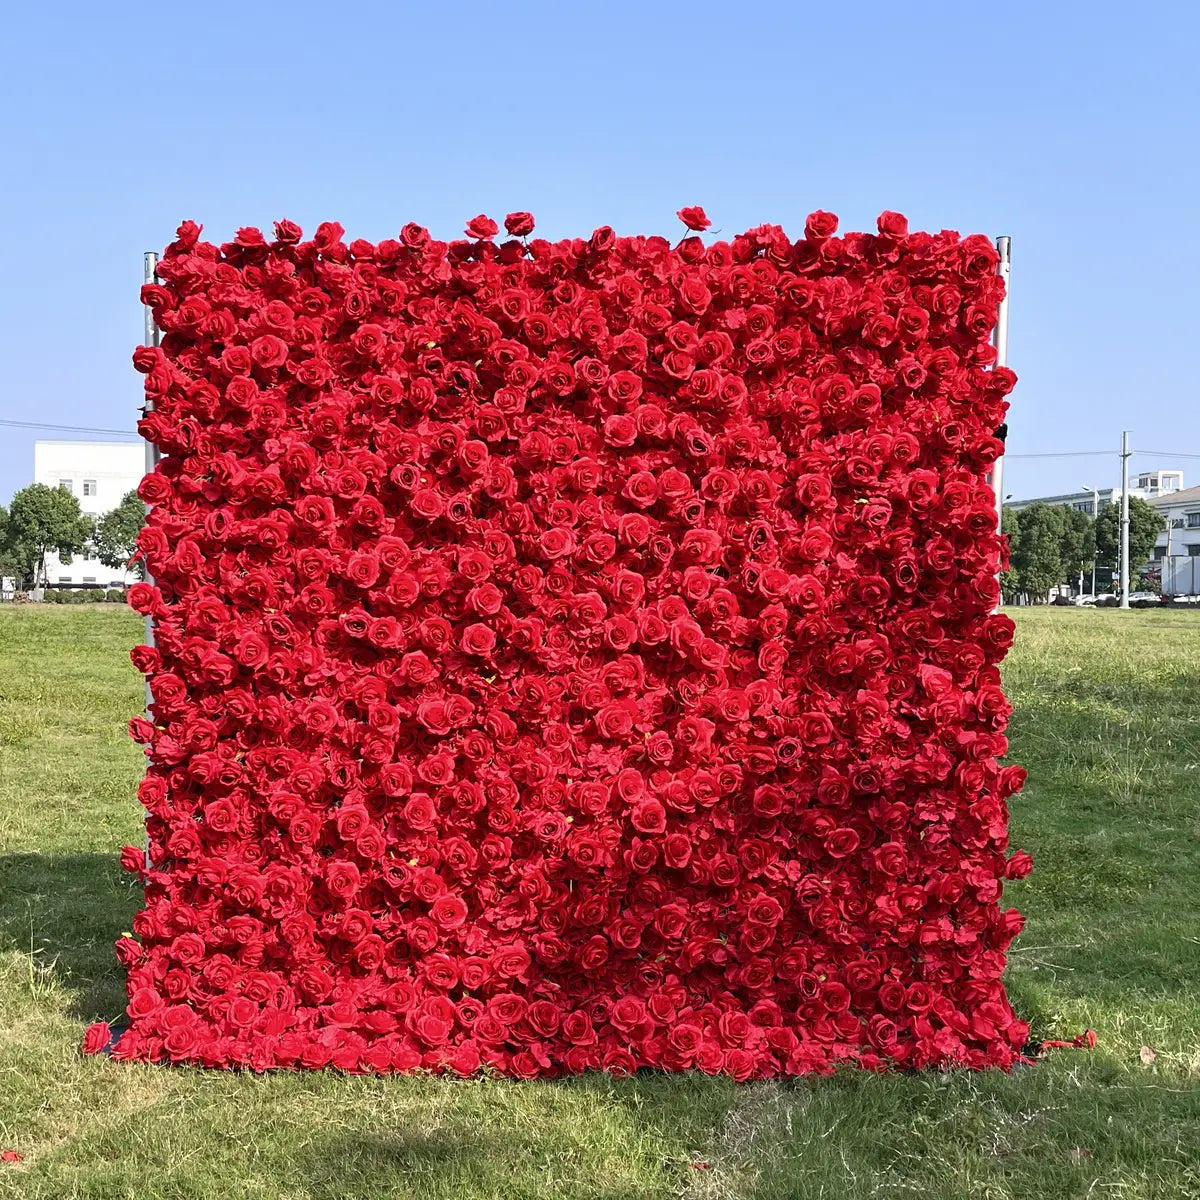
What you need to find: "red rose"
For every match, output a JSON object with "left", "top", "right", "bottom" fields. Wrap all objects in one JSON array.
[
  {"left": 465, "top": 214, "right": 499, "bottom": 240},
  {"left": 630, "top": 798, "right": 666, "bottom": 834},
  {"left": 1005, "top": 850, "right": 1034, "bottom": 879},
  {"left": 273, "top": 218, "right": 302, "bottom": 243},
  {"left": 804, "top": 209, "right": 838, "bottom": 239},
  {"left": 325, "top": 861, "right": 361, "bottom": 900},
  {"left": 676, "top": 206, "right": 712, "bottom": 232},
  {"left": 82, "top": 1021, "right": 112, "bottom": 1055},
  {"left": 504, "top": 212, "right": 535, "bottom": 236},
  {"left": 408, "top": 487, "right": 444, "bottom": 520},
  {"left": 403, "top": 794, "right": 437, "bottom": 831},
  {"left": 119, "top": 846, "right": 146, "bottom": 875},
  {"left": 461, "top": 623, "right": 497, "bottom": 655},
  {"left": 431, "top": 894, "right": 468, "bottom": 929},
  {"left": 824, "top": 828, "right": 861, "bottom": 859},
  {"left": 876, "top": 210, "right": 909, "bottom": 237},
  {"left": 250, "top": 335, "right": 289, "bottom": 370},
  {"left": 125, "top": 583, "right": 157, "bottom": 615}
]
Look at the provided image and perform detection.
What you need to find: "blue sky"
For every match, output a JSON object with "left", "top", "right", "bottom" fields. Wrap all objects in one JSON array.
[{"left": 2, "top": 0, "right": 1197, "bottom": 505}]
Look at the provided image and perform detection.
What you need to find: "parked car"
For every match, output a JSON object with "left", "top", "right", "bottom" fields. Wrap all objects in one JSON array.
[{"left": 1071, "top": 595, "right": 1097, "bottom": 606}]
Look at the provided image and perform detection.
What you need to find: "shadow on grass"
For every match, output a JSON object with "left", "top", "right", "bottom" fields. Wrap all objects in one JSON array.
[
  {"left": 289, "top": 1075, "right": 725, "bottom": 1200},
  {"left": 294, "top": 1127, "right": 675, "bottom": 1200},
  {"left": 0, "top": 851, "right": 137, "bottom": 1023},
  {"left": 297, "top": 1128, "right": 505, "bottom": 1200}
]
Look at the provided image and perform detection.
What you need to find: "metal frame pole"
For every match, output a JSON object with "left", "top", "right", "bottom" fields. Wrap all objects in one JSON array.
[
  {"left": 141, "top": 252, "right": 160, "bottom": 681},
  {"left": 1119, "top": 430, "right": 1131, "bottom": 608},
  {"left": 990, "top": 236, "right": 1011, "bottom": 607},
  {"left": 141, "top": 253, "right": 160, "bottom": 865},
  {"left": 990, "top": 237, "right": 1012, "bottom": 531}
]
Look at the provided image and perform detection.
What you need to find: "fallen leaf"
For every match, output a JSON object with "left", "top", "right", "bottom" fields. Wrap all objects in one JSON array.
[
  {"left": 1139, "top": 1045, "right": 1157, "bottom": 1065},
  {"left": 690, "top": 1162, "right": 712, "bottom": 1170},
  {"left": 1069, "top": 1147, "right": 1093, "bottom": 1163},
  {"left": 1, "top": 1151, "right": 23, "bottom": 1164}
]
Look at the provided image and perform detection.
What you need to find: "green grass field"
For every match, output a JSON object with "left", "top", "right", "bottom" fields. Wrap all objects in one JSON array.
[{"left": 1, "top": 606, "right": 1198, "bottom": 1199}]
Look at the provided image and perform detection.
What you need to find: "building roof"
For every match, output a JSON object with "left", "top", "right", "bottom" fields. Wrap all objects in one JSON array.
[{"left": 1149, "top": 485, "right": 1200, "bottom": 509}]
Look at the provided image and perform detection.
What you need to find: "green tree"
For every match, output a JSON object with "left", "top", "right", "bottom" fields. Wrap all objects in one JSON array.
[
  {"left": 92, "top": 489, "right": 147, "bottom": 580},
  {"left": 1000, "top": 505, "right": 1020, "bottom": 601},
  {"left": 1013, "top": 502, "right": 1067, "bottom": 603},
  {"left": 1060, "top": 506, "right": 1095, "bottom": 590},
  {"left": 5, "top": 483, "right": 94, "bottom": 591},
  {"left": 1096, "top": 495, "right": 1165, "bottom": 576},
  {"left": 0, "top": 504, "right": 24, "bottom": 592}
]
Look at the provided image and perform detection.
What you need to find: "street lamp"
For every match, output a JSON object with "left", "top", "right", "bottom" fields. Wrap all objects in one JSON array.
[{"left": 1082, "top": 485, "right": 1100, "bottom": 597}]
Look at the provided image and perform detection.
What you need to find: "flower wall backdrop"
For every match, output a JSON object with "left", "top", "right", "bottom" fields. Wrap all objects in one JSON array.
[{"left": 94, "top": 208, "right": 1029, "bottom": 1077}]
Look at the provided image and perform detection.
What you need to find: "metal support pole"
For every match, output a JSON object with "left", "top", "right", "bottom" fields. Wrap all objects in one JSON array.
[
  {"left": 142, "top": 253, "right": 160, "bottom": 864},
  {"left": 141, "top": 252, "right": 160, "bottom": 685},
  {"left": 1119, "top": 430, "right": 1131, "bottom": 609},
  {"left": 989, "top": 236, "right": 1011, "bottom": 609},
  {"left": 990, "top": 237, "right": 1011, "bottom": 531}
]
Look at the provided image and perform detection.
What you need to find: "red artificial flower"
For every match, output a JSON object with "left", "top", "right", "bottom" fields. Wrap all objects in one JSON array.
[
  {"left": 676, "top": 206, "right": 711, "bottom": 232},
  {"left": 82, "top": 1021, "right": 112, "bottom": 1055},
  {"left": 504, "top": 212, "right": 535, "bottom": 237},
  {"left": 804, "top": 209, "right": 839, "bottom": 239},
  {"left": 119, "top": 846, "right": 145, "bottom": 875},
  {"left": 464, "top": 214, "right": 499, "bottom": 240}
]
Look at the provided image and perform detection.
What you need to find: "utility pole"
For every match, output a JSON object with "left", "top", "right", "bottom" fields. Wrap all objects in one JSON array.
[{"left": 1119, "top": 431, "right": 1131, "bottom": 609}]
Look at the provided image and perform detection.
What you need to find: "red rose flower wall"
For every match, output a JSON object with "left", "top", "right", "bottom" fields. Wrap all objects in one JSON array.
[{"left": 99, "top": 209, "right": 1030, "bottom": 1078}]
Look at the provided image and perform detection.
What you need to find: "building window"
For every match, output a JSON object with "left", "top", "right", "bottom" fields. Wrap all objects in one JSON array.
[
  {"left": 59, "top": 577, "right": 72, "bottom": 584},
  {"left": 1073, "top": 501, "right": 1094, "bottom": 514},
  {"left": 83, "top": 576, "right": 97, "bottom": 583},
  {"left": 58, "top": 478, "right": 73, "bottom": 492},
  {"left": 83, "top": 479, "right": 98, "bottom": 497},
  {"left": 1190, "top": 545, "right": 1200, "bottom": 558},
  {"left": 1187, "top": 513, "right": 1200, "bottom": 528}
]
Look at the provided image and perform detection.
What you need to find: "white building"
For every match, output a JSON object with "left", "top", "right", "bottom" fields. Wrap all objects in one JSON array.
[
  {"left": 1007, "top": 469, "right": 1184, "bottom": 518},
  {"left": 33, "top": 441, "right": 146, "bottom": 586},
  {"left": 1150, "top": 485, "right": 1200, "bottom": 596}
]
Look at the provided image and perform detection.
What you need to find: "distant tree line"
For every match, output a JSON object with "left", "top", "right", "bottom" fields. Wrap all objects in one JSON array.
[
  {"left": 0, "top": 484, "right": 146, "bottom": 591},
  {"left": 1001, "top": 496, "right": 1164, "bottom": 604}
]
